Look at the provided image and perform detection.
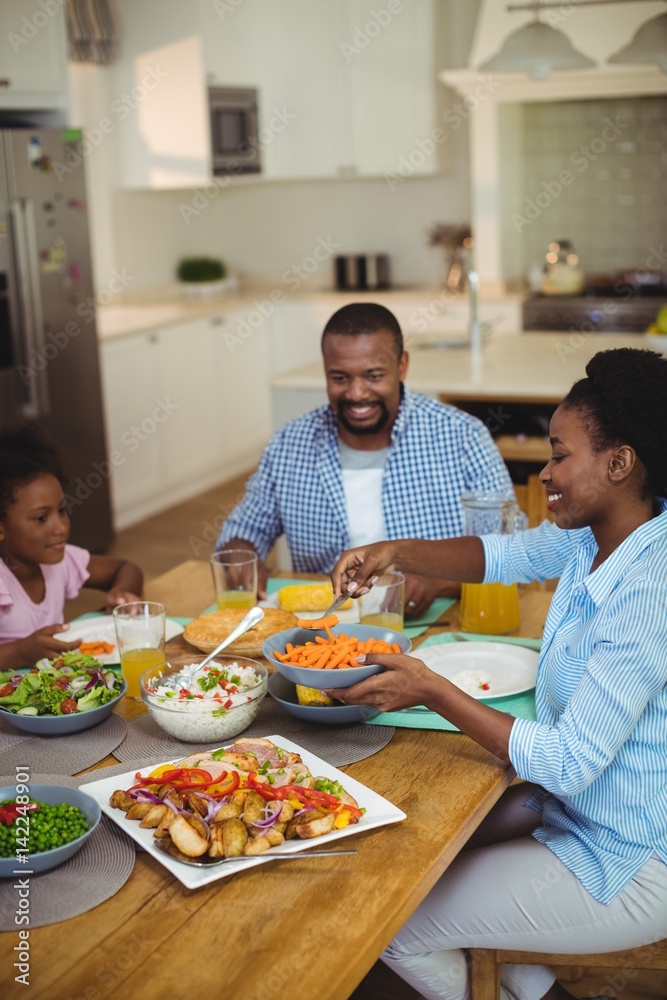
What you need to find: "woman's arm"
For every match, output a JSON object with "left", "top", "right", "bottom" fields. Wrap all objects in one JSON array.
[
  {"left": 328, "top": 652, "right": 514, "bottom": 763},
  {"left": 331, "top": 536, "right": 486, "bottom": 598},
  {"left": 0, "top": 625, "right": 81, "bottom": 671},
  {"left": 85, "top": 555, "right": 143, "bottom": 612}
]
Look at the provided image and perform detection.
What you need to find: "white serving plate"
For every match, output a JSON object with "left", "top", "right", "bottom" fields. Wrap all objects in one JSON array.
[
  {"left": 260, "top": 592, "right": 359, "bottom": 624},
  {"left": 416, "top": 642, "right": 539, "bottom": 699},
  {"left": 54, "top": 616, "right": 185, "bottom": 664},
  {"left": 80, "top": 734, "right": 406, "bottom": 889}
]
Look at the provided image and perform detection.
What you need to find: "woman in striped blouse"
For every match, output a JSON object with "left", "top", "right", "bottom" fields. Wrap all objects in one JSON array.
[{"left": 330, "top": 347, "right": 667, "bottom": 1000}]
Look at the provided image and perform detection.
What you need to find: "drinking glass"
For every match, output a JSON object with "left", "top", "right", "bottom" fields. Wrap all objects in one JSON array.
[
  {"left": 113, "top": 601, "right": 166, "bottom": 699},
  {"left": 210, "top": 550, "right": 258, "bottom": 610},
  {"left": 359, "top": 572, "right": 405, "bottom": 632}
]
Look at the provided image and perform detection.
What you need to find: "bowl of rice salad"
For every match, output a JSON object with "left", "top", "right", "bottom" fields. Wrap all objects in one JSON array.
[{"left": 140, "top": 654, "right": 268, "bottom": 742}]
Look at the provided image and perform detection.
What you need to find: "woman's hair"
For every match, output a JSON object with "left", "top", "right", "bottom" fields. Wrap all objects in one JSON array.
[
  {"left": 0, "top": 423, "right": 67, "bottom": 519},
  {"left": 562, "top": 347, "right": 667, "bottom": 497}
]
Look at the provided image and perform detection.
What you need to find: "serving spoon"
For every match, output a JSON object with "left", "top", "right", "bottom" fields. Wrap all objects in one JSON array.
[
  {"left": 175, "top": 605, "right": 265, "bottom": 683},
  {"left": 154, "top": 840, "right": 357, "bottom": 867}
]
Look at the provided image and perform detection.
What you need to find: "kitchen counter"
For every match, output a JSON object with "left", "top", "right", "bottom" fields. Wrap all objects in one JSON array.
[
  {"left": 270, "top": 331, "right": 664, "bottom": 402},
  {"left": 95, "top": 286, "right": 522, "bottom": 340}
]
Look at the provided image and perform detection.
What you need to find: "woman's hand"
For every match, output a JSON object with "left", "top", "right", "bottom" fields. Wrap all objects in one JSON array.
[
  {"left": 331, "top": 541, "right": 400, "bottom": 599},
  {"left": 21, "top": 625, "right": 81, "bottom": 663},
  {"left": 325, "top": 652, "right": 438, "bottom": 713}
]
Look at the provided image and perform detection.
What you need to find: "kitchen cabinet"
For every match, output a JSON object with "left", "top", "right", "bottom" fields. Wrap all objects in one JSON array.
[
  {"left": 99, "top": 311, "right": 272, "bottom": 528},
  {"left": 0, "top": 2, "right": 68, "bottom": 117}
]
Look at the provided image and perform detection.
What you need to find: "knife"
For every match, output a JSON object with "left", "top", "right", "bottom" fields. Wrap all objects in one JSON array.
[{"left": 320, "top": 592, "right": 350, "bottom": 619}]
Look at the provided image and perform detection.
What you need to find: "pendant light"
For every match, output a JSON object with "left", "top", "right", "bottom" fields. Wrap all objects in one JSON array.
[
  {"left": 478, "top": 17, "right": 596, "bottom": 81},
  {"left": 607, "top": 11, "right": 667, "bottom": 73}
]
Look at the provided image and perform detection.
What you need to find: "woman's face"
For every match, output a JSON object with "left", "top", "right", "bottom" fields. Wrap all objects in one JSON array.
[
  {"left": 539, "top": 405, "right": 618, "bottom": 531},
  {"left": 0, "top": 474, "right": 70, "bottom": 569}
]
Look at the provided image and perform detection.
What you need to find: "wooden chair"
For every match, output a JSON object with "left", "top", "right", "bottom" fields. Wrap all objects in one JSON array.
[{"left": 469, "top": 939, "right": 667, "bottom": 1000}]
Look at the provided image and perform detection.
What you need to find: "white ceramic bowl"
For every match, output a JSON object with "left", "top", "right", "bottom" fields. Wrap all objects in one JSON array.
[
  {"left": 0, "top": 784, "right": 101, "bottom": 877},
  {"left": 263, "top": 623, "right": 411, "bottom": 690},
  {"left": 140, "top": 654, "right": 268, "bottom": 743}
]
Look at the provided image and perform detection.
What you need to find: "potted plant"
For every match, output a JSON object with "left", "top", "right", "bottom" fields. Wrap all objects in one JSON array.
[{"left": 176, "top": 257, "right": 229, "bottom": 298}]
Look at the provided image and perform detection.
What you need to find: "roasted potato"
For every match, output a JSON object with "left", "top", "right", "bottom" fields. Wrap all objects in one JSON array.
[
  {"left": 125, "top": 802, "right": 155, "bottom": 821},
  {"left": 267, "top": 800, "right": 294, "bottom": 823},
  {"left": 264, "top": 827, "right": 284, "bottom": 847},
  {"left": 184, "top": 790, "right": 209, "bottom": 817},
  {"left": 285, "top": 809, "right": 335, "bottom": 840},
  {"left": 242, "top": 790, "right": 267, "bottom": 828},
  {"left": 109, "top": 790, "right": 134, "bottom": 811},
  {"left": 139, "top": 804, "right": 170, "bottom": 829},
  {"left": 169, "top": 814, "right": 209, "bottom": 857},
  {"left": 221, "top": 817, "right": 248, "bottom": 858},
  {"left": 210, "top": 801, "right": 243, "bottom": 823},
  {"left": 243, "top": 834, "right": 272, "bottom": 856}
]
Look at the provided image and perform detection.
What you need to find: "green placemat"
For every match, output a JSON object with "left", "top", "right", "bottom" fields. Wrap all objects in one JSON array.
[{"left": 366, "top": 632, "right": 540, "bottom": 731}]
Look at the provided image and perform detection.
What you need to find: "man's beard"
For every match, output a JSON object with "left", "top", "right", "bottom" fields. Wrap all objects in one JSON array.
[{"left": 336, "top": 400, "right": 390, "bottom": 436}]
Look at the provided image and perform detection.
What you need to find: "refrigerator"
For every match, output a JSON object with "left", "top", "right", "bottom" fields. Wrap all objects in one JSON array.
[{"left": 0, "top": 128, "right": 114, "bottom": 551}]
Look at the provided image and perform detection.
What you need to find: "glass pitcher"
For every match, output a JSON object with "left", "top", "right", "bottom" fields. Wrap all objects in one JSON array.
[{"left": 459, "top": 491, "right": 524, "bottom": 635}]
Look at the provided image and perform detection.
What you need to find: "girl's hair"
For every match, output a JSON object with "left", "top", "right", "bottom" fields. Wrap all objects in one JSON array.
[
  {"left": 562, "top": 347, "right": 667, "bottom": 497},
  {"left": 0, "top": 423, "right": 67, "bottom": 519}
]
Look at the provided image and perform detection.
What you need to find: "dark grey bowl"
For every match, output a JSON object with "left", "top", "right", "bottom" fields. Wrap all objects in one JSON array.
[
  {"left": 0, "top": 679, "right": 126, "bottom": 734},
  {"left": 0, "top": 784, "right": 101, "bottom": 877},
  {"left": 263, "top": 623, "right": 411, "bottom": 690},
  {"left": 268, "top": 672, "right": 379, "bottom": 724}
]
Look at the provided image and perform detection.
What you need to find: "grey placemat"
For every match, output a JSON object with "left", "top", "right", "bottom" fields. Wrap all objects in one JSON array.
[
  {"left": 114, "top": 696, "right": 394, "bottom": 767},
  {"left": 0, "top": 772, "right": 135, "bottom": 929},
  {"left": 0, "top": 713, "right": 127, "bottom": 776},
  {"left": 0, "top": 715, "right": 34, "bottom": 753}
]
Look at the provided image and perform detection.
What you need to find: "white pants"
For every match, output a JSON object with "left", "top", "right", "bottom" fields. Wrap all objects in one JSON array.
[{"left": 382, "top": 784, "right": 667, "bottom": 1000}]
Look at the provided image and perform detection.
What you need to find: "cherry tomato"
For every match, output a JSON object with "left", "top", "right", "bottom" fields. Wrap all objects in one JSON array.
[
  {"left": 60, "top": 698, "right": 78, "bottom": 714},
  {"left": 0, "top": 683, "right": 15, "bottom": 697}
]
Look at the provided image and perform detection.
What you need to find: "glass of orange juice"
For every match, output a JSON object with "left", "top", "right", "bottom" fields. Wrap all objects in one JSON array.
[
  {"left": 210, "top": 549, "right": 258, "bottom": 610},
  {"left": 112, "top": 601, "right": 166, "bottom": 699},
  {"left": 359, "top": 572, "right": 405, "bottom": 632}
]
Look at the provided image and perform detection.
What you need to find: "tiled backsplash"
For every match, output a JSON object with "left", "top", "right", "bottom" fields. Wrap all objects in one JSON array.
[{"left": 516, "top": 96, "right": 667, "bottom": 279}]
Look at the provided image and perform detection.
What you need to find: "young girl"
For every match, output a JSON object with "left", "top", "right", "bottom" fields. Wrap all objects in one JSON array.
[
  {"left": 330, "top": 347, "right": 667, "bottom": 1000},
  {"left": 0, "top": 424, "right": 143, "bottom": 671}
]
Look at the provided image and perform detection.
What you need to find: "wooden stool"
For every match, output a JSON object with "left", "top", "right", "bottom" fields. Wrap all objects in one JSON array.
[{"left": 469, "top": 939, "right": 667, "bottom": 1000}]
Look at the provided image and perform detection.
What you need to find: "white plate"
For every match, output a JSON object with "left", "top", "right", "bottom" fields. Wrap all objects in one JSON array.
[
  {"left": 54, "top": 616, "right": 185, "bottom": 664},
  {"left": 260, "top": 592, "right": 360, "bottom": 624},
  {"left": 80, "top": 734, "right": 406, "bottom": 889},
  {"left": 416, "top": 642, "right": 539, "bottom": 699}
]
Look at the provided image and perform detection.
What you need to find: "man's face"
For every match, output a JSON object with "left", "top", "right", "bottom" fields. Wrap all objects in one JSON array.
[{"left": 322, "top": 330, "right": 408, "bottom": 444}]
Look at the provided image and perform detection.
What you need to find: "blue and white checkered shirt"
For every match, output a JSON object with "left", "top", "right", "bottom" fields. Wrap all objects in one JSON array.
[
  {"left": 483, "top": 504, "right": 667, "bottom": 903},
  {"left": 218, "top": 387, "right": 513, "bottom": 572}
]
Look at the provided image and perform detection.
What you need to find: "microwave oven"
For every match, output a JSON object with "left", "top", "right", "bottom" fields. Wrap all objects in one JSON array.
[{"left": 209, "top": 86, "right": 261, "bottom": 175}]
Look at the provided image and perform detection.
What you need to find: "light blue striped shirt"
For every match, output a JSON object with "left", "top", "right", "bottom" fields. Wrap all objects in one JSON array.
[
  {"left": 483, "top": 503, "right": 667, "bottom": 904},
  {"left": 218, "top": 388, "right": 513, "bottom": 573}
]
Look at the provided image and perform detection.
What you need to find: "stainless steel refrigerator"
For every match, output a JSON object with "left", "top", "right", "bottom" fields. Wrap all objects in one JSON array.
[{"left": 0, "top": 128, "right": 113, "bottom": 551}]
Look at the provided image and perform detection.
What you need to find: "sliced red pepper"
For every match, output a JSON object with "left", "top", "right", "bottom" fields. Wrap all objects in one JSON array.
[
  {"left": 246, "top": 772, "right": 278, "bottom": 801},
  {"left": 206, "top": 770, "right": 240, "bottom": 798},
  {"left": 128, "top": 766, "right": 213, "bottom": 792},
  {"left": 338, "top": 804, "right": 363, "bottom": 820},
  {"left": 0, "top": 802, "right": 40, "bottom": 825}
]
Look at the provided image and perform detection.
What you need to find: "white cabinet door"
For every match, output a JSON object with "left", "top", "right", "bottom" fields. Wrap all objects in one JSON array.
[
  {"left": 154, "top": 319, "right": 221, "bottom": 485},
  {"left": 0, "top": 2, "right": 68, "bottom": 110},
  {"left": 99, "top": 333, "right": 163, "bottom": 514},
  {"left": 199, "top": 0, "right": 269, "bottom": 87},
  {"left": 345, "top": 0, "right": 436, "bottom": 178},
  {"left": 215, "top": 307, "right": 271, "bottom": 466}
]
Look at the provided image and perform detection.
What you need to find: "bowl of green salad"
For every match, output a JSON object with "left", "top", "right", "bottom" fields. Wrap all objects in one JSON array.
[
  {"left": 0, "top": 652, "right": 126, "bottom": 734},
  {"left": 0, "top": 784, "right": 101, "bottom": 876}
]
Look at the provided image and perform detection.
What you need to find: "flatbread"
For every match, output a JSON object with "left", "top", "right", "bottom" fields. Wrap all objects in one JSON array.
[{"left": 183, "top": 607, "right": 298, "bottom": 656}]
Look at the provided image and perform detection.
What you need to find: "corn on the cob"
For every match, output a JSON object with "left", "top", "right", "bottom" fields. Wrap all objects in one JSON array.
[
  {"left": 277, "top": 583, "right": 352, "bottom": 612},
  {"left": 295, "top": 684, "right": 334, "bottom": 707}
]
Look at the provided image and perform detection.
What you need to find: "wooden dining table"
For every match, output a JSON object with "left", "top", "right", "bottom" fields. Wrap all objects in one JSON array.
[{"left": 1, "top": 562, "right": 551, "bottom": 1000}]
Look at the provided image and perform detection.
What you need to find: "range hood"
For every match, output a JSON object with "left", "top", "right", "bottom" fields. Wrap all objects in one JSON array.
[{"left": 440, "top": 0, "right": 667, "bottom": 293}]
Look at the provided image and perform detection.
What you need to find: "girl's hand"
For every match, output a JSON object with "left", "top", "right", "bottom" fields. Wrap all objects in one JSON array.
[
  {"left": 331, "top": 541, "right": 400, "bottom": 600},
  {"left": 105, "top": 589, "right": 142, "bottom": 613},
  {"left": 20, "top": 625, "right": 81, "bottom": 664},
  {"left": 325, "top": 652, "right": 438, "bottom": 713}
]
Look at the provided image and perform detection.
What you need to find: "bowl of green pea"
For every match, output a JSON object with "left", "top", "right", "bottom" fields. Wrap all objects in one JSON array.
[{"left": 0, "top": 784, "right": 101, "bottom": 876}]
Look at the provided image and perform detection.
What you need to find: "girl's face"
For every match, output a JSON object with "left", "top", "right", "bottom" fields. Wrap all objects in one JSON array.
[
  {"left": 539, "top": 405, "right": 618, "bottom": 531},
  {"left": 0, "top": 474, "right": 70, "bottom": 569}
]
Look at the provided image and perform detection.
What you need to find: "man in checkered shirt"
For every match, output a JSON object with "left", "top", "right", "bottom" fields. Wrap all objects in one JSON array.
[{"left": 217, "top": 303, "right": 513, "bottom": 619}]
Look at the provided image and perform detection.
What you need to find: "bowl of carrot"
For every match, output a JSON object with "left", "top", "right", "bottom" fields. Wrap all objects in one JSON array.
[{"left": 262, "top": 615, "right": 411, "bottom": 690}]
